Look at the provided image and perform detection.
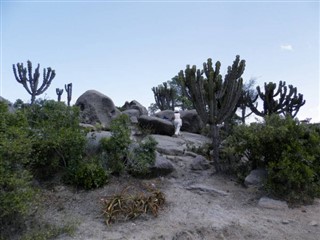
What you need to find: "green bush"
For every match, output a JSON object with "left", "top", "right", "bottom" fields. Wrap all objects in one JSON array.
[
  {"left": 128, "top": 136, "right": 158, "bottom": 177},
  {"left": 0, "top": 102, "right": 36, "bottom": 236},
  {"left": 100, "top": 114, "right": 131, "bottom": 174},
  {"left": 224, "top": 115, "right": 320, "bottom": 204},
  {"left": 67, "top": 158, "right": 109, "bottom": 190},
  {"left": 20, "top": 100, "right": 87, "bottom": 179}
]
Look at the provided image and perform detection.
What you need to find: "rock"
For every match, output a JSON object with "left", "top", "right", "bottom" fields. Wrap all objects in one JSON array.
[
  {"left": 309, "top": 221, "right": 318, "bottom": 227},
  {"left": 138, "top": 115, "right": 175, "bottom": 136},
  {"left": 258, "top": 197, "right": 288, "bottom": 210},
  {"left": 155, "top": 109, "right": 204, "bottom": 134},
  {"left": 155, "top": 110, "right": 174, "bottom": 121},
  {"left": 149, "top": 152, "right": 175, "bottom": 177},
  {"left": 85, "top": 131, "right": 112, "bottom": 155},
  {"left": 122, "top": 109, "right": 140, "bottom": 124},
  {"left": 186, "top": 184, "right": 229, "bottom": 196},
  {"left": 151, "top": 134, "right": 186, "bottom": 155},
  {"left": 180, "top": 109, "right": 204, "bottom": 134},
  {"left": 122, "top": 100, "right": 148, "bottom": 116},
  {"left": 244, "top": 168, "right": 268, "bottom": 188},
  {"left": 75, "top": 90, "right": 121, "bottom": 129},
  {"left": 190, "top": 155, "right": 210, "bottom": 170}
]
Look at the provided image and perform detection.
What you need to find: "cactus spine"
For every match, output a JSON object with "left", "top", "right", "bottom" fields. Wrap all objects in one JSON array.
[
  {"left": 179, "top": 55, "right": 245, "bottom": 172},
  {"left": 13, "top": 60, "right": 56, "bottom": 104}
]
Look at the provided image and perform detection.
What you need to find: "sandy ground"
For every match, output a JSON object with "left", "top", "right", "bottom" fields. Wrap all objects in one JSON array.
[{"left": 35, "top": 163, "right": 320, "bottom": 240}]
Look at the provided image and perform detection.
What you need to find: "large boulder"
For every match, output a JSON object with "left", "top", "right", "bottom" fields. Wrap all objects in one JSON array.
[
  {"left": 155, "top": 109, "right": 204, "bottom": 134},
  {"left": 180, "top": 110, "right": 204, "bottom": 134},
  {"left": 155, "top": 110, "right": 174, "bottom": 121},
  {"left": 138, "top": 115, "right": 175, "bottom": 136},
  {"left": 122, "top": 100, "right": 148, "bottom": 116},
  {"left": 75, "top": 90, "right": 121, "bottom": 130}
]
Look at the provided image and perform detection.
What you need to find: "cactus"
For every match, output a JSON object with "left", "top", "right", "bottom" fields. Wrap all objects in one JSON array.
[
  {"left": 152, "top": 82, "right": 176, "bottom": 111},
  {"left": 179, "top": 55, "right": 245, "bottom": 172},
  {"left": 247, "top": 81, "right": 306, "bottom": 118},
  {"left": 56, "top": 88, "right": 64, "bottom": 102},
  {"left": 65, "top": 83, "right": 72, "bottom": 106},
  {"left": 13, "top": 60, "right": 56, "bottom": 104}
]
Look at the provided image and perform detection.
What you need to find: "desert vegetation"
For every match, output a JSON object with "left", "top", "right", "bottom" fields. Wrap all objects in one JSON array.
[{"left": 1, "top": 58, "right": 319, "bottom": 239}]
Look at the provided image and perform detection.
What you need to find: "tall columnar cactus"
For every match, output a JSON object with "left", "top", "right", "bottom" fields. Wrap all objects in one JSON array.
[
  {"left": 56, "top": 88, "right": 64, "bottom": 102},
  {"left": 152, "top": 82, "right": 176, "bottom": 111},
  {"left": 13, "top": 60, "right": 56, "bottom": 104},
  {"left": 179, "top": 55, "right": 245, "bottom": 172},
  {"left": 65, "top": 83, "right": 72, "bottom": 106},
  {"left": 247, "top": 81, "right": 306, "bottom": 118}
]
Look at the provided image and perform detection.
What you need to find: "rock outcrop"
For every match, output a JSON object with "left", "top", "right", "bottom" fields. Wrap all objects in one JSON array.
[{"left": 75, "top": 90, "right": 121, "bottom": 130}]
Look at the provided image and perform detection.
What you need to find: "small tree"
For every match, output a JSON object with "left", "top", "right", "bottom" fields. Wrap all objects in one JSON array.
[
  {"left": 236, "top": 78, "right": 257, "bottom": 124},
  {"left": 247, "top": 81, "right": 306, "bottom": 118},
  {"left": 13, "top": 60, "right": 56, "bottom": 104},
  {"left": 179, "top": 55, "right": 245, "bottom": 172}
]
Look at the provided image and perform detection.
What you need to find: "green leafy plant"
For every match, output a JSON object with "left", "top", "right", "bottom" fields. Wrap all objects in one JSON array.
[
  {"left": 128, "top": 136, "right": 158, "bottom": 177},
  {"left": 224, "top": 114, "right": 320, "bottom": 204},
  {"left": 21, "top": 100, "right": 87, "bottom": 180},
  {"left": 100, "top": 114, "right": 131, "bottom": 174},
  {"left": 68, "top": 158, "right": 109, "bottom": 190},
  {"left": 0, "top": 102, "right": 36, "bottom": 238}
]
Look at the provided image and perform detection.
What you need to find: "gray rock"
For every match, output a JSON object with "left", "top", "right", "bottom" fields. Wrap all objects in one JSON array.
[
  {"left": 138, "top": 115, "right": 175, "bottom": 136},
  {"left": 85, "top": 131, "right": 112, "bottom": 155},
  {"left": 122, "top": 109, "right": 140, "bottom": 123},
  {"left": 122, "top": 100, "right": 148, "bottom": 116},
  {"left": 186, "top": 184, "right": 229, "bottom": 196},
  {"left": 190, "top": 155, "right": 210, "bottom": 170},
  {"left": 155, "top": 109, "right": 204, "bottom": 134},
  {"left": 258, "top": 197, "right": 288, "bottom": 210},
  {"left": 75, "top": 90, "right": 121, "bottom": 130},
  {"left": 149, "top": 152, "right": 175, "bottom": 177},
  {"left": 151, "top": 134, "right": 186, "bottom": 155},
  {"left": 180, "top": 109, "right": 204, "bottom": 134},
  {"left": 155, "top": 110, "right": 174, "bottom": 121},
  {"left": 244, "top": 168, "right": 268, "bottom": 188}
]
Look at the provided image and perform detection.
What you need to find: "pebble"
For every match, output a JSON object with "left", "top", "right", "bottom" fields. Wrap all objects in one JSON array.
[{"left": 309, "top": 221, "right": 318, "bottom": 227}]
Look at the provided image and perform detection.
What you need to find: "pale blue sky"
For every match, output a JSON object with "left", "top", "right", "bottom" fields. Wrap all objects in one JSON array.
[{"left": 0, "top": 0, "right": 319, "bottom": 122}]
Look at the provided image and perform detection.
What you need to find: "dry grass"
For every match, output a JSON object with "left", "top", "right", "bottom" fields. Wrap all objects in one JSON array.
[{"left": 101, "top": 184, "right": 165, "bottom": 225}]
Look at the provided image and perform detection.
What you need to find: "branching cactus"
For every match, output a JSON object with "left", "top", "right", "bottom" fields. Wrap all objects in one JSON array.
[
  {"left": 179, "top": 55, "right": 245, "bottom": 172},
  {"left": 152, "top": 82, "right": 176, "bottom": 111},
  {"left": 247, "top": 81, "right": 306, "bottom": 118},
  {"left": 13, "top": 60, "right": 56, "bottom": 104},
  {"left": 56, "top": 88, "right": 64, "bottom": 102},
  {"left": 65, "top": 83, "right": 72, "bottom": 106}
]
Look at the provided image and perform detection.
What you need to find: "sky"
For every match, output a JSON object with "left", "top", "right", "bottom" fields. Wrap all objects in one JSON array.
[{"left": 0, "top": 0, "right": 319, "bottom": 122}]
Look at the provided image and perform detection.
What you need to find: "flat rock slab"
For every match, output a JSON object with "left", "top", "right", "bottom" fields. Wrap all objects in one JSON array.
[
  {"left": 186, "top": 184, "right": 229, "bottom": 197},
  {"left": 258, "top": 197, "right": 288, "bottom": 210},
  {"left": 151, "top": 134, "right": 186, "bottom": 156}
]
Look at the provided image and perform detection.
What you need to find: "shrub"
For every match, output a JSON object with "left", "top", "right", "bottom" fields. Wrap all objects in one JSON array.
[
  {"left": 224, "top": 114, "right": 320, "bottom": 204},
  {"left": 67, "top": 158, "right": 109, "bottom": 190},
  {"left": 20, "top": 100, "right": 87, "bottom": 179},
  {"left": 128, "top": 136, "right": 158, "bottom": 177},
  {"left": 100, "top": 114, "right": 131, "bottom": 174},
  {"left": 0, "top": 102, "right": 36, "bottom": 237}
]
